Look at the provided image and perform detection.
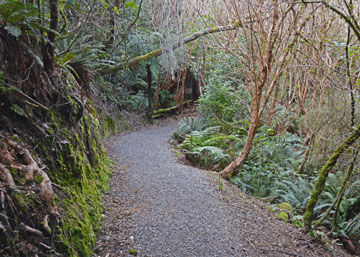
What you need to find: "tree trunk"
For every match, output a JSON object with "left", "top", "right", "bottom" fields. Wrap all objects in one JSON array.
[
  {"left": 44, "top": 0, "right": 58, "bottom": 73},
  {"left": 268, "top": 85, "right": 279, "bottom": 123},
  {"left": 304, "top": 125, "right": 360, "bottom": 230},
  {"left": 146, "top": 64, "right": 153, "bottom": 122},
  {"left": 220, "top": 96, "right": 260, "bottom": 178}
]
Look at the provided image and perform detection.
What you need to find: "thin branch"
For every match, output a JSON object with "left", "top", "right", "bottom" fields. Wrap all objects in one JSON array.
[{"left": 110, "top": 0, "right": 144, "bottom": 56}]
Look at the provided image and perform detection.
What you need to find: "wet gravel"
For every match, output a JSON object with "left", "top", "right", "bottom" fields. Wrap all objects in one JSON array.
[{"left": 95, "top": 122, "right": 349, "bottom": 257}]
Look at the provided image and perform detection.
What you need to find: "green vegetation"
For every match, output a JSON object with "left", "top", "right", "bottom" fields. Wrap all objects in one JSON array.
[
  {"left": 173, "top": 41, "right": 360, "bottom": 249},
  {"left": 3, "top": 0, "right": 360, "bottom": 255}
]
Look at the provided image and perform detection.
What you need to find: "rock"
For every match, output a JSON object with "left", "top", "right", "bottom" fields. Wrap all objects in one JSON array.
[
  {"left": 276, "top": 212, "right": 289, "bottom": 223},
  {"left": 278, "top": 202, "right": 292, "bottom": 215}
]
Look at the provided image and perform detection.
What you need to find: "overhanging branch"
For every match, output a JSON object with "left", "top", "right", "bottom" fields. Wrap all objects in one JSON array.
[{"left": 97, "top": 21, "right": 241, "bottom": 75}]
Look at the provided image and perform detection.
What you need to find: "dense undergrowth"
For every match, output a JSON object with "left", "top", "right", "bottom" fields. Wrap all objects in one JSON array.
[{"left": 172, "top": 72, "right": 360, "bottom": 252}]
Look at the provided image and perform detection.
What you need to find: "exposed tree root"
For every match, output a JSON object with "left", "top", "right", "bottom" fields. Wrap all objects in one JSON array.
[
  {"left": 0, "top": 134, "right": 56, "bottom": 214},
  {"left": 0, "top": 164, "right": 17, "bottom": 191},
  {"left": 20, "top": 222, "right": 43, "bottom": 237}
]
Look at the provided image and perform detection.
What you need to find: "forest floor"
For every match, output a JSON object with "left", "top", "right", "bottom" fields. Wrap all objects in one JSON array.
[{"left": 95, "top": 120, "right": 350, "bottom": 257}]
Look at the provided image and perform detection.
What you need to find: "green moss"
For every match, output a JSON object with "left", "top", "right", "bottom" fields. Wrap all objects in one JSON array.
[
  {"left": 9, "top": 167, "right": 26, "bottom": 185},
  {"left": 50, "top": 115, "right": 111, "bottom": 256},
  {"left": 34, "top": 175, "right": 43, "bottom": 184},
  {"left": 278, "top": 202, "right": 292, "bottom": 214},
  {"left": 276, "top": 212, "right": 289, "bottom": 223},
  {"left": 129, "top": 249, "right": 138, "bottom": 255},
  {"left": 34, "top": 109, "right": 112, "bottom": 256}
]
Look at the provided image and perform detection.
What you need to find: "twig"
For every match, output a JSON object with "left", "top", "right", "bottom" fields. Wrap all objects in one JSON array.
[
  {"left": 111, "top": 0, "right": 144, "bottom": 56},
  {"left": 0, "top": 85, "right": 49, "bottom": 111}
]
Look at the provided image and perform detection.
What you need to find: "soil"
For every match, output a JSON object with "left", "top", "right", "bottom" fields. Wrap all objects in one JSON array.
[{"left": 95, "top": 121, "right": 350, "bottom": 257}]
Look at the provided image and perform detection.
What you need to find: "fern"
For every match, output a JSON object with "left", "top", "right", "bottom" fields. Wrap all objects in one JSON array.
[
  {"left": 10, "top": 104, "right": 27, "bottom": 117},
  {"left": 345, "top": 214, "right": 360, "bottom": 238},
  {"left": 200, "top": 134, "right": 240, "bottom": 147},
  {"left": 191, "top": 146, "right": 231, "bottom": 167},
  {"left": 274, "top": 177, "right": 313, "bottom": 209},
  {"left": 179, "top": 126, "right": 235, "bottom": 170},
  {"left": 316, "top": 172, "right": 360, "bottom": 221},
  {"left": 175, "top": 117, "right": 205, "bottom": 141},
  {"left": 0, "top": 0, "right": 38, "bottom": 26}
]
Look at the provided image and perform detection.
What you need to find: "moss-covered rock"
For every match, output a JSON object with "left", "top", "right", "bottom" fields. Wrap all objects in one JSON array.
[
  {"left": 278, "top": 202, "right": 293, "bottom": 214},
  {"left": 276, "top": 212, "right": 289, "bottom": 223}
]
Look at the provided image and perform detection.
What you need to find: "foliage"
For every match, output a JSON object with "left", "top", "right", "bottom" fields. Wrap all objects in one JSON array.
[
  {"left": 274, "top": 176, "right": 313, "bottom": 210},
  {"left": 179, "top": 126, "right": 238, "bottom": 170},
  {"left": 302, "top": 92, "right": 360, "bottom": 171},
  {"left": 345, "top": 214, "right": 360, "bottom": 239},
  {"left": 198, "top": 79, "right": 250, "bottom": 133},
  {"left": 232, "top": 129, "right": 305, "bottom": 197},
  {"left": 314, "top": 173, "right": 360, "bottom": 232},
  {"left": 173, "top": 117, "right": 205, "bottom": 141},
  {"left": 0, "top": 0, "right": 39, "bottom": 36}
]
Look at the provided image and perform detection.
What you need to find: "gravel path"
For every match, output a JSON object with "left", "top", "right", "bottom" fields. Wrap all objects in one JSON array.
[{"left": 95, "top": 122, "right": 348, "bottom": 257}]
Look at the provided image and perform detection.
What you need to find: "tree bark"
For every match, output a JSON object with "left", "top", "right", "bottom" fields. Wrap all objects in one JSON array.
[
  {"left": 220, "top": 90, "right": 261, "bottom": 178},
  {"left": 146, "top": 64, "right": 153, "bottom": 122},
  {"left": 44, "top": 0, "right": 58, "bottom": 73}
]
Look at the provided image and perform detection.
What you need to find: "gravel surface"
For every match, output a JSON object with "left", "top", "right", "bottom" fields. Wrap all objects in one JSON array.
[{"left": 95, "top": 122, "right": 349, "bottom": 257}]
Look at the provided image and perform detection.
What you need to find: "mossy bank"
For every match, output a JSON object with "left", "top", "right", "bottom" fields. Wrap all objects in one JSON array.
[{"left": 0, "top": 26, "right": 122, "bottom": 256}]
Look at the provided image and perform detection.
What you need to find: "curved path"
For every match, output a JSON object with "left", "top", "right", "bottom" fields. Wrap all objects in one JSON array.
[{"left": 95, "top": 123, "right": 347, "bottom": 257}]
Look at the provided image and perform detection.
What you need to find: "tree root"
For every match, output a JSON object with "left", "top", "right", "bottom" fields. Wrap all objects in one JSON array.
[
  {"left": 0, "top": 136, "right": 56, "bottom": 214},
  {"left": 0, "top": 164, "right": 17, "bottom": 191},
  {"left": 20, "top": 222, "right": 43, "bottom": 237}
]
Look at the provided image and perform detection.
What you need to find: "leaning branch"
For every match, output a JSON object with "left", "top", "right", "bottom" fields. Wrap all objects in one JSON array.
[{"left": 97, "top": 21, "right": 242, "bottom": 75}]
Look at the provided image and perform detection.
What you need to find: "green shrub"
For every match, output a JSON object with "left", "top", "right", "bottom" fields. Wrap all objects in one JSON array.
[{"left": 198, "top": 80, "right": 250, "bottom": 133}]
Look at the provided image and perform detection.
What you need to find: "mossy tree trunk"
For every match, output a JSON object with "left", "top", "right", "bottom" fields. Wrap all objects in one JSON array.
[{"left": 304, "top": 125, "right": 360, "bottom": 230}]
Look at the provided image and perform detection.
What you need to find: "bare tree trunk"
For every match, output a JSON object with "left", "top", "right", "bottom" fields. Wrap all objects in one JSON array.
[
  {"left": 219, "top": 0, "right": 307, "bottom": 178},
  {"left": 268, "top": 84, "right": 279, "bottom": 123},
  {"left": 220, "top": 90, "right": 260, "bottom": 178},
  {"left": 146, "top": 64, "right": 153, "bottom": 122},
  {"left": 44, "top": 0, "right": 58, "bottom": 73}
]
